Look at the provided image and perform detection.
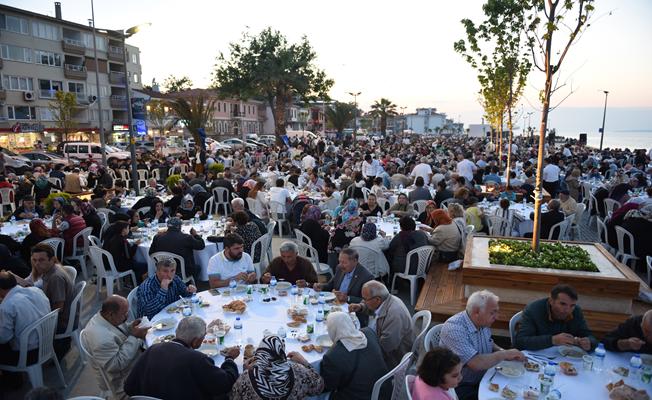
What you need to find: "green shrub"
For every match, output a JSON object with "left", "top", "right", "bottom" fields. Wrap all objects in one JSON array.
[
  {"left": 166, "top": 174, "right": 182, "bottom": 190},
  {"left": 208, "top": 163, "right": 225, "bottom": 173},
  {"left": 44, "top": 192, "right": 72, "bottom": 214},
  {"left": 488, "top": 239, "right": 599, "bottom": 272}
]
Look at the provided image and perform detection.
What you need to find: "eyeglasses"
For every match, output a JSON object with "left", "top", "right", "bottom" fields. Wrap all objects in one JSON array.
[{"left": 362, "top": 295, "right": 379, "bottom": 302}]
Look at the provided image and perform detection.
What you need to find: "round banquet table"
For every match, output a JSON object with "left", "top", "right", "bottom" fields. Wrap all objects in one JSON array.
[
  {"left": 478, "top": 346, "right": 651, "bottom": 400},
  {"left": 145, "top": 287, "right": 347, "bottom": 399},
  {"left": 0, "top": 219, "right": 33, "bottom": 242}
]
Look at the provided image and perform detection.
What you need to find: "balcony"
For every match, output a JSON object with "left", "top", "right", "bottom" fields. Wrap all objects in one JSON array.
[
  {"left": 231, "top": 110, "right": 246, "bottom": 118},
  {"left": 112, "top": 118, "right": 129, "bottom": 125},
  {"left": 0, "top": 89, "right": 6, "bottom": 101},
  {"left": 64, "top": 64, "right": 87, "bottom": 80},
  {"left": 110, "top": 95, "right": 127, "bottom": 109},
  {"left": 109, "top": 71, "right": 126, "bottom": 85},
  {"left": 39, "top": 89, "right": 56, "bottom": 99},
  {"left": 108, "top": 45, "right": 124, "bottom": 62},
  {"left": 62, "top": 38, "right": 86, "bottom": 55}
]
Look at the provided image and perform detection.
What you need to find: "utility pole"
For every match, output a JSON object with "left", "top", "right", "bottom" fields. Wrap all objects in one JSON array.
[
  {"left": 599, "top": 90, "right": 609, "bottom": 151},
  {"left": 348, "top": 91, "right": 361, "bottom": 142},
  {"left": 89, "top": 0, "right": 106, "bottom": 165}
]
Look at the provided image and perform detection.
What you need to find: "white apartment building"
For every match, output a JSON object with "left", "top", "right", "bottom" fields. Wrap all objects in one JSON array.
[
  {"left": 404, "top": 108, "right": 448, "bottom": 134},
  {"left": 0, "top": 3, "right": 142, "bottom": 150}
]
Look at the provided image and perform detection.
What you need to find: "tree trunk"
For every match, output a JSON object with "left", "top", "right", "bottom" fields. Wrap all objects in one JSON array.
[
  {"left": 273, "top": 95, "right": 288, "bottom": 146},
  {"left": 498, "top": 113, "right": 504, "bottom": 174},
  {"left": 506, "top": 108, "right": 513, "bottom": 187}
]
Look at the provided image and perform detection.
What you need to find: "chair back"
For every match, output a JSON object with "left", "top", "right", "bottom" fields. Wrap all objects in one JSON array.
[
  {"left": 136, "top": 207, "right": 151, "bottom": 217},
  {"left": 404, "top": 245, "right": 434, "bottom": 277},
  {"left": 127, "top": 286, "right": 139, "bottom": 322},
  {"left": 405, "top": 374, "right": 415, "bottom": 400},
  {"left": 150, "top": 251, "right": 191, "bottom": 284},
  {"left": 266, "top": 220, "right": 277, "bottom": 236},
  {"left": 615, "top": 225, "right": 636, "bottom": 258},
  {"left": 130, "top": 396, "right": 164, "bottom": 400},
  {"left": 48, "top": 177, "right": 62, "bottom": 188},
  {"left": 376, "top": 196, "right": 390, "bottom": 212},
  {"left": 97, "top": 211, "right": 109, "bottom": 235},
  {"left": 88, "top": 235, "right": 102, "bottom": 248},
  {"left": 88, "top": 246, "right": 118, "bottom": 278},
  {"left": 203, "top": 197, "right": 217, "bottom": 215},
  {"left": 411, "top": 310, "right": 432, "bottom": 338},
  {"left": 246, "top": 197, "right": 257, "bottom": 213},
  {"left": 412, "top": 200, "right": 429, "bottom": 215},
  {"left": 97, "top": 207, "right": 115, "bottom": 216},
  {"left": 361, "top": 187, "right": 371, "bottom": 202},
  {"left": 581, "top": 182, "right": 592, "bottom": 202},
  {"left": 39, "top": 238, "right": 65, "bottom": 261},
  {"left": 79, "top": 329, "right": 113, "bottom": 395},
  {"left": 71, "top": 227, "right": 93, "bottom": 256},
  {"left": 212, "top": 187, "right": 230, "bottom": 204},
  {"left": 268, "top": 200, "right": 286, "bottom": 219},
  {"left": 573, "top": 203, "right": 586, "bottom": 225},
  {"left": 57, "top": 281, "right": 86, "bottom": 338},
  {"left": 14, "top": 309, "right": 59, "bottom": 368},
  {"left": 646, "top": 256, "right": 652, "bottom": 286},
  {"left": 293, "top": 228, "right": 313, "bottom": 247},
  {"left": 440, "top": 198, "right": 453, "bottom": 209},
  {"left": 371, "top": 352, "right": 414, "bottom": 400},
  {"left": 296, "top": 241, "right": 321, "bottom": 275},
  {"left": 596, "top": 217, "right": 609, "bottom": 247},
  {"left": 137, "top": 169, "right": 149, "bottom": 181},
  {"left": 118, "top": 169, "right": 130, "bottom": 182},
  {"left": 547, "top": 218, "right": 569, "bottom": 241},
  {"left": 62, "top": 265, "right": 78, "bottom": 282},
  {"left": 509, "top": 310, "right": 524, "bottom": 347},
  {"left": 604, "top": 198, "right": 621, "bottom": 216},
  {"left": 348, "top": 245, "right": 388, "bottom": 278},
  {"left": 0, "top": 187, "right": 15, "bottom": 205},
  {"left": 424, "top": 323, "right": 444, "bottom": 352},
  {"left": 151, "top": 168, "right": 161, "bottom": 182},
  {"left": 487, "top": 215, "right": 511, "bottom": 237}
]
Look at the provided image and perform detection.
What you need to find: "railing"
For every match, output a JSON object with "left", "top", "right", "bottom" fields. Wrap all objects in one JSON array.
[
  {"left": 65, "top": 64, "right": 86, "bottom": 72},
  {"left": 39, "top": 89, "right": 56, "bottom": 98},
  {"left": 108, "top": 45, "right": 123, "bottom": 54},
  {"left": 63, "top": 38, "right": 85, "bottom": 47}
]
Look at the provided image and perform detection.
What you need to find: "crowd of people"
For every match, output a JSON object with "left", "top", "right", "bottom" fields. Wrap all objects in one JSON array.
[{"left": 0, "top": 132, "right": 651, "bottom": 399}]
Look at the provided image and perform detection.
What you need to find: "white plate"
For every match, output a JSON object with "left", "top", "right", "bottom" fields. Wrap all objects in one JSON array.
[
  {"left": 152, "top": 318, "right": 177, "bottom": 331},
  {"left": 234, "top": 285, "right": 247, "bottom": 293},
  {"left": 276, "top": 281, "right": 292, "bottom": 291},
  {"left": 496, "top": 361, "right": 525, "bottom": 378},
  {"left": 321, "top": 292, "right": 336, "bottom": 302},
  {"left": 315, "top": 334, "right": 333, "bottom": 348},
  {"left": 198, "top": 346, "right": 218, "bottom": 357},
  {"left": 558, "top": 345, "right": 587, "bottom": 358}
]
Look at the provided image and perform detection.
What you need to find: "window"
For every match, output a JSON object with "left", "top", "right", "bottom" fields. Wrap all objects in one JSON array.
[
  {"left": 133, "top": 73, "right": 139, "bottom": 84},
  {"left": 78, "top": 144, "right": 89, "bottom": 153},
  {"left": 35, "top": 50, "right": 62, "bottom": 67},
  {"left": 0, "top": 14, "right": 29, "bottom": 35},
  {"left": 68, "top": 82, "right": 85, "bottom": 95},
  {"left": 38, "top": 107, "right": 55, "bottom": 121},
  {"left": 91, "top": 146, "right": 102, "bottom": 154},
  {"left": 82, "top": 33, "right": 94, "bottom": 49},
  {"left": 32, "top": 21, "right": 59, "bottom": 40},
  {"left": 2, "top": 75, "right": 34, "bottom": 91},
  {"left": 95, "top": 36, "right": 106, "bottom": 52},
  {"left": 217, "top": 102, "right": 221, "bottom": 112},
  {"left": 0, "top": 44, "right": 32, "bottom": 62},
  {"left": 90, "top": 109, "right": 110, "bottom": 121},
  {"left": 38, "top": 79, "right": 63, "bottom": 98},
  {"left": 7, "top": 105, "right": 37, "bottom": 120},
  {"left": 65, "top": 145, "right": 77, "bottom": 153},
  {"left": 88, "top": 85, "right": 109, "bottom": 97},
  {"left": 131, "top": 53, "right": 138, "bottom": 64}
]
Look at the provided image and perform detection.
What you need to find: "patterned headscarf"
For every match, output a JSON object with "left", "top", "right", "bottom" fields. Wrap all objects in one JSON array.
[
  {"left": 430, "top": 209, "right": 452, "bottom": 226},
  {"left": 167, "top": 217, "right": 182, "bottom": 230},
  {"left": 248, "top": 335, "right": 294, "bottom": 399},
  {"left": 144, "top": 186, "right": 158, "bottom": 198},
  {"left": 302, "top": 205, "right": 322, "bottom": 223},
  {"left": 360, "top": 223, "right": 377, "bottom": 241},
  {"left": 339, "top": 199, "right": 359, "bottom": 223}
]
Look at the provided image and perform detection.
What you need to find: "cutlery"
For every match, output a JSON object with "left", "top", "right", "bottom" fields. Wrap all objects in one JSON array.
[{"left": 489, "top": 366, "right": 501, "bottom": 383}]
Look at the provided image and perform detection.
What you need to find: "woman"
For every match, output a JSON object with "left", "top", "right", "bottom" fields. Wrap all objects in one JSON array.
[
  {"left": 491, "top": 198, "right": 514, "bottom": 236},
  {"left": 190, "top": 184, "right": 211, "bottom": 213},
  {"left": 102, "top": 220, "right": 145, "bottom": 280},
  {"left": 176, "top": 195, "right": 202, "bottom": 220},
  {"left": 387, "top": 216, "right": 429, "bottom": 274},
  {"left": 231, "top": 335, "right": 324, "bottom": 400},
  {"left": 164, "top": 186, "right": 184, "bottom": 214},
  {"left": 239, "top": 179, "right": 257, "bottom": 203},
  {"left": 21, "top": 219, "right": 53, "bottom": 263},
  {"left": 417, "top": 200, "right": 438, "bottom": 227},
  {"left": 499, "top": 185, "right": 516, "bottom": 202},
  {"left": 370, "top": 177, "right": 387, "bottom": 198},
  {"left": 247, "top": 181, "right": 269, "bottom": 219},
  {"left": 566, "top": 168, "right": 582, "bottom": 200},
  {"left": 0, "top": 243, "right": 30, "bottom": 278},
  {"left": 72, "top": 198, "right": 102, "bottom": 238},
  {"left": 385, "top": 193, "right": 414, "bottom": 217},
  {"left": 144, "top": 199, "right": 168, "bottom": 224},
  {"left": 33, "top": 175, "right": 55, "bottom": 204},
  {"left": 231, "top": 211, "right": 262, "bottom": 256},
  {"left": 360, "top": 193, "right": 383, "bottom": 219},
  {"left": 50, "top": 196, "right": 66, "bottom": 218},
  {"left": 298, "top": 205, "right": 329, "bottom": 263},
  {"left": 332, "top": 199, "right": 363, "bottom": 250},
  {"left": 427, "top": 209, "right": 462, "bottom": 262},
  {"left": 464, "top": 197, "right": 485, "bottom": 233},
  {"left": 320, "top": 312, "right": 388, "bottom": 400},
  {"left": 447, "top": 203, "right": 467, "bottom": 236},
  {"left": 349, "top": 223, "right": 390, "bottom": 278}
]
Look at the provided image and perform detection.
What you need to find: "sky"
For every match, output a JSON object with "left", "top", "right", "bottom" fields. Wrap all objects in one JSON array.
[{"left": 8, "top": 0, "right": 652, "bottom": 131}]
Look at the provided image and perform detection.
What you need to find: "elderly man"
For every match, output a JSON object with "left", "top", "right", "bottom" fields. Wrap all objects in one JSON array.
[
  {"left": 63, "top": 167, "right": 84, "bottom": 193},
  {"left": 439, "top": 290, "right": 525, "bottom": 400},
  {"left": 515, "top": 284, "right": 597, "bottom": 351},
  {"left": 137, "top": 257, "right": 197, "bottom": 319},
  {"left": 603, "top": 310, "right": 652, "bottom": 354},
  {"left": 148, "top": 217, "right": 205, "bottom": 280},
  {"left": 83, "top": 295, "right": 147, "bottom": 399},
  {"left": 558, "top": 189, "right": 578, "bottom": 217},
  {"left": 124, "top": 316, "right": 239, "bottom": 400},
  {"left": 314, "top": 248, "right": 373, "bottom": 304},
  {"left": 231, "top": 197, "right": 267, "bottom": 234},
  {"left": 349, "top": 281, "right": 414, "bottom": 368},
  {"left": 540, "top": 199, "right": 565, "bottom": 239},
  {"left": 261, "top": 241, "right": 318, "bottom": 287},
  {"left": 207, "top": 233, "right": 256, "bottom": 288},
  {"left": 12, "top": 195, "right": 44, "bottom": 220}
]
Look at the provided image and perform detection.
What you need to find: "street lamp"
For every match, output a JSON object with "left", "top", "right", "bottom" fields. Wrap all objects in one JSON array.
[
  {"left": 598, "top": 90, "right": 609, "bottom": 151},
  {"left": 348, "top": 91, "right": 361, "bottom": 141},
  {"left": 88, "top": 2, "right": 107, "bottom": 165}
]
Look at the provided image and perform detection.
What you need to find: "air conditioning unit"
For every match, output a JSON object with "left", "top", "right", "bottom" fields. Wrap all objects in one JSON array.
[
  {"left": 88, "top": 95, "right": 98, "bottom": 103},
  {"left": 24, "top": 91, "right": 35, "bottom": 101}
]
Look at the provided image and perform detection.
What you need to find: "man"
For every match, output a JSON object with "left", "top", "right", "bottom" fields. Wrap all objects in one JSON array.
[
  {"left": 83, "top": 295, "right": 148, "bottom": 399},
  {"left": 124, "top": 316, "right": 239, "bottom": 400},
  {"left": 301, "top": 151, "right": 316, "bottom": 171},
  {"left": 542, "top": 157, "right": 561, "bottom": 198},
  {"left": 314, "top": 248, "right": 374, "bottom": 304},
  {"left": 231, "top": 198, "right": 267, "bottom": 234},
  {"left": 456, "top": 153, "right": 477, "bottom": 184},
  {"left": 410, "top": 157, "right": 433, "bottom": 185},
  {"left": 30, "top": 244, "right": 74, "bottom": 357},
  {"left": 63, "top": 167, "right": 84, "bottom": 194},
  {"left": 12, "top": 195, "right": 44, "bottom": 220},
  {"left": 348, "top": 281, "right": 414, "bottom": 368},
  {"left": 149, "top": 217, "right": 205, "bottom": 280},
  {"left": 269, "top": 178, "right": 292, "bottom": 205},
  {"left": 210, "top": 172, "right": 236, "bottom": 201},
  {"left": 603, "top": 310, "right": 652, "bottom": 354},
  {"left": 407, "top": 176, "right": 432, "bottom": 202},
  {"left": 137, "top": 257, "right": 197, "bottom": 319},
  {"left": 558, "top": 189, "right": 578, "bottom": 218},
  {"left": 319, "top": 181, "right": 342, "bottom": 213},
  {"left": 540, "top": 199, "right": 565, "bottom": 239},
  {"left": 515, "top": 284, "right": 597, "bottom": 351},
  {"left": 0, "top": 271, "right": 50, "bottom": 387},
  {"left": 434, "top": 179, "right": 453, "bottom": 206},
  {"left": 362, "top": 154, "right": 380, "bottom": 184},
  {"left": 207, "top": 233, "right": 257, "bottom": 288},
  {"left": 304, "top": 171, "right": 325, "bottom": 192},
  {"left": 261, "top": 241, "right": 318, "bottom": 287}
]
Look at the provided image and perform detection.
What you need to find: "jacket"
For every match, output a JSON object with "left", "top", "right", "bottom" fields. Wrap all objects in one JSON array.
[
  {"left": 602, "top": 315, "right": 652, "bottom": 354},
  {"left": 368, "top": 295, "right": 414, "bottom": 368},
  {"left": 428, "top": 223, "right": 462, "bottom": 253},
  {"left": 148, "top": 229, "right": 205, "bottom": 277},
  {"left": 319, "top": 264, "right": 374, "bottom": 304},
  {"left": 62, "top": 214, "right": 87, "bottom": 256}
]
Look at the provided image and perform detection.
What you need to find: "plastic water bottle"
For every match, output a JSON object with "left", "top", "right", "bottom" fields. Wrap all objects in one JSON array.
[
  {"left": 399, "top": 183, "right": 403, "bottom": 193},
  {"left": 630, "top": 353, "right": 642, "bottom": 381},
  {"left": 349, "top": 312, "right": 361, "bottom": 330},
  {"left": 594, "top": 343, "right": 606, "bottom": 372},
  {"left": 270, "top": 276, "right": 277, "bottom": 294},
  {"left": 234, "top": 317, "right": 243, "bottom": 345},
  {"left": 318, "top": 292, "right": 325, "bottom": 306},
  {"left": 544, "top": 361, "right": 556, "bottom": 385},
  {"left": 229, "top": 279, "right": 237, "bottom": 291},
  {"left": 316, "top": 307, "right": 324, "bottom": 323}
]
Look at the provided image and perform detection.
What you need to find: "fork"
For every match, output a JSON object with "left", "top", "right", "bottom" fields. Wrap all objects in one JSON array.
[{"left": 488, "top": 366, "right": 502, "bottom": 383}]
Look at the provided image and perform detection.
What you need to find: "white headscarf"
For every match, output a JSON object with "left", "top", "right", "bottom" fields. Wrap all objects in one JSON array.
[{"left": 326, "top": 311, "right": 367, "bottom": 352}]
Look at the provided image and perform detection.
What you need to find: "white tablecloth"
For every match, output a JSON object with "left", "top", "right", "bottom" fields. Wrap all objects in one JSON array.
[
  {"left": 0, "top": 219, "right": 31, "bottom": 242},
  {"left": 478, "top": 346, "right": 650, "bottom": 400},
  {"left": 122, "top": 194, "right": 172, "bottom": 209}
]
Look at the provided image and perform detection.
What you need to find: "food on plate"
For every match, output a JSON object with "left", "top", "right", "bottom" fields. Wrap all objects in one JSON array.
[
  {"left": 278, "top": 290, "right": 288, "bottom": 296},
  {"left": 559, "top": 361, "right": 578, "bottom": 376},
  {"left": 219, "top": 346, "right": 239, "bottom": 357},
  {"left": 292, "top": 315, "right": 307, "bottom": 323},
  {"left": 613, "top": 366, "right": 630, "bottom": 377},
  {"left": 524, "top": 361, "right": 540, "bottom": 372},
  {"left": 608, "top": 381, "right": 650, "bottom": 400},
  {"left": 221, "top": 289, "right": 231, "bottom": 297},
  {"left": 207, "top": 319, "right": 231, "bottom": 334},
  {"left": 287, "top": 321, "right": 303, "bottom": 328},
  {"left": 488, "top": 382, "right": 499, "bottom": 392},
  {"left": 222, "top": 300, "right": 247, "bottom": 313},
  {"left": 560, "top": 346, "right": 586, "bottom": 358},
  {"left": 301, "top": 344, "right": 324, "bottom": 353},
  {"left": 310, "top": 298, "right": 319, "bottom": 305},
  {"left": 153, "top": 334, "right": 175, "bottom": 344},
  {"left": 523, "top": 388, "right": 540, "bottom": 400},
  {"left": 501, "top": 386, "right": 518, "bottom": 400},
  {"left": 297, "top": 334, "right": 310, "bottom": 343},
  {"left": 244, "top": 344, "right": 255, "bottom": 359},
  {"left": 166, "top": 306, "right": 180, "bottom": 313},
  {"left": 203, "top": 337, "right": 216, "bottom": 345}
]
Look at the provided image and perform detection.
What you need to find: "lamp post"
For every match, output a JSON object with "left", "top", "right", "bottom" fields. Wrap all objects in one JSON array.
[
  {"left": 526, "top": 111, "right": 534, "bottom": 145},
  {"left": 348, "top": 91, "right": 361, "bottom": 142},
  {"left": 599, "top": 90, "right": 609, "bottom": 151},
  {"left": 88, "top": 0, "right": 106, "bottom": 165}
]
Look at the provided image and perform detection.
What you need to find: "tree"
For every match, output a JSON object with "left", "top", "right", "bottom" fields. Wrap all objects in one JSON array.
[
  {"left": 49, "top": 90, "right": 77, "bottom": 141},
  {"left": 325, "top": 102, "right": 355, "bottom": 135},
  {"left": 163, "top": 75, "right": 193, "bottom": 93},
  {"left": 167, "top": 93, "right": 216, "bottom": 150},
  {"left": 523, "top": 0, "right": 594, "bottom": 251},
  {"left": 369, "top": 98, "right": 398, "bottom": 135},
  {"left": 212, "top": 27, "right": 333, "bottom": 143},
  {"left": 147, "top": 99, "right": 176, "bottom": 152}
]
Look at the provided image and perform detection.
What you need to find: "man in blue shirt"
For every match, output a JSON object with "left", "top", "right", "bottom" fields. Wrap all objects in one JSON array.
[{"left": 137, "top": 257, "right": 196, "bottom": 319}]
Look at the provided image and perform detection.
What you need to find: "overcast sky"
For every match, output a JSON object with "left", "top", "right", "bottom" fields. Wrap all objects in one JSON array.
[{"left": 10, "top": 0, "right": 652, "bottom": 129}]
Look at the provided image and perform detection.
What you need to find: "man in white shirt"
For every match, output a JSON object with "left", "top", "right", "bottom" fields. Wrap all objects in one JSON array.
[
  {"left": 207, "top": 234, "right": 256, "bottom": 288},
  {"left": 362, "top": 154, "right": 380, "bottom": 180},
  {"left": 269, "top": 179, "right": 292, "bottom": 205},
  {"left": 410, "top": 157, "right": 433, "bottom": 185},
  {"left": 542, "top": 157, "right": 561, "bottom": 197},
  {"left": 456, "top": 152, "right": 477, "bottom": 183},
  {"left": 301, "top": 152, "right": 316, "bottom": 170}
]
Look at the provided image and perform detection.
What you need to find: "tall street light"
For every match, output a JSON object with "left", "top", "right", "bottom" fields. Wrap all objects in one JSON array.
[
  {"left": 599, "top": 90, "right": 609, "bottom": 151},
  {"left": 348, "top": 91, "right": 361, "bottom": 142},
  {"left": 88, "top": 0, "right": 106, "bottom": 165}
]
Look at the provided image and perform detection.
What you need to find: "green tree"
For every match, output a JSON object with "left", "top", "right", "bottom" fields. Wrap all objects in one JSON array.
[
  {"left": 167, "top": 93, "right": 216, "bottom": 150},
  {"left": 212, "top": 28, "right": 333, "bottom": 143},
  {"left": 163, "top": 75, "right": 193, "bottom": 93},
  {"left": 146, "top": 99, "right": 176, "bottom": 152},
  {"left": 325, "top": 102, "right": 355, "bottom": 135},
  {"left": 369, "top": 98, "right": 398, "bottom": 135},
  {"left": 49, "top": 90, "right": 77, "bottom": 141}
]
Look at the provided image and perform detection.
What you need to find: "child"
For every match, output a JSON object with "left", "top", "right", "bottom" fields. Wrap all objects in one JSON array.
[{"left": 412, "top": 347, "right": 462, "bottom": 400}]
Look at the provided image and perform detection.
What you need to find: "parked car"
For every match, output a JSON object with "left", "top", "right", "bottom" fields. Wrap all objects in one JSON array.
[
  {"left": 221, "top": 138, "right": 256, "bottom": 151},
  {"left": 0, "top": 147, "right": 32, "bottom": 173},
  {"left": 246, "top": 138, "right": 266, "bottom": 148},
  {"left": 257, "top": 135, "right": 277, "bottom": 146},
  {"left": 21, "top": 151, "right": 78, "bottom": 167},
  {"left": 61, "top": 142, "right": 131, "bottom": 164},
  {"left": 285, "top": 130, "right": 318, "bottom": 140}
]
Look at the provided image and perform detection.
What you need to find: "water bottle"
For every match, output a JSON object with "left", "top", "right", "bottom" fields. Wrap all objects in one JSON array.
[
  {"left": 544, "top": 361, "right": 557, "bottom": 385},
  {"left": 9, "top": 216, "right": 15, "bottom": 225},
  {"left": 630, "top": 353, "right": 642, "bottom": 381},
  {"left": 277, "top": 326, "right": 287, "bottom": 341},
  {"left": 234, "top": 317, "right": 243, "bottom": 345},
  {"left": 399, "top": 183, "right": 403, "bottom": 192},
  {"left": 323, "top": 301, "right": 331, "bottom": 317},
  {"left": 229, "top": 279, "right": 237, "bottom": 291},
  {"left": 270, "top": 276, "right": 277, "bottom": 294},
  {"left": 291, "top": 284, "right": 298, "bottom": 296},
  {"left": 318, "top": 292, "right": 325, "bottom": 306},
  {"left": 594, "top": 343, "right": 606, "bottom": 372},
  {"left": 316, "top": 307, "right": 324, "bottom": 323},
  {"left": 349, "top": 312, "right": 361, "bottom": 330}
]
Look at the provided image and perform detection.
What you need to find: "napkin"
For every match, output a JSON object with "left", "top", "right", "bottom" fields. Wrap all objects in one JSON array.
[{"left": 137, "top": 316, "right": 152, "bottom": 329}]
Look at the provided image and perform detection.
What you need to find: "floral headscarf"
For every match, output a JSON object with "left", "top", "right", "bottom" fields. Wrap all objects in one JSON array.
[
  {"left": 339, "top": 199, "right": 359, "bottom": 223},
  {"left": 301, "top": 205, "right": 322, "bottom": 223}
]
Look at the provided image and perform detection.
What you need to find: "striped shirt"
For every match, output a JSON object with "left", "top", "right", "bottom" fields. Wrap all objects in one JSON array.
[{"left": 137, "top": 275, "right": 191, "bottom": 319}]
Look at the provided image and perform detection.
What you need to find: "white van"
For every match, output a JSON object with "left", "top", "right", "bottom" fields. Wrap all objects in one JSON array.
[
  {"left": 285, "top": 130, "right": 318, "bottom": 140},
  {"left": 62, "top": 142, "right": 131, "bottom": 164}
]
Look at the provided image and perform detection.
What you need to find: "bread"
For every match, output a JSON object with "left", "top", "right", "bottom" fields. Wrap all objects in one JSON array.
[
  {"left": 222, "top": 300, "right": 247, "bottom": 313},
  {"left": 559, "top": 361, "right": 578, "bottom": 376}
]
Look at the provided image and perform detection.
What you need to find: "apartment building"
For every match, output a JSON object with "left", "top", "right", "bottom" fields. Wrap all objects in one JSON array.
[{"left": 0, "top": 3, "right": 142, "bottom": 150}]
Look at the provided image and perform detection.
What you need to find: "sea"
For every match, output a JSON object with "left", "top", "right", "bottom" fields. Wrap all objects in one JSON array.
[{"left": 551, "top": 130, "right": 652, "bottom": 151}]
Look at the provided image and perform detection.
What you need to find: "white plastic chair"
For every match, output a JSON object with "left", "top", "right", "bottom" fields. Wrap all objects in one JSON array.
[
  {"left": 547, "top": 217, "right": 571, "bottom": 240},
  {"left": 0, "top": 309, "right": 65, "bottom": 388},
  {"left": 79, "top": 329, "right": 114, "bottom": 399},
  {"left": 595, "top": 217, "right": 614, "bottom": 255},
  {"left": 293, "top": 228, "right": 313, "bottom": 247},
  {"left": 603, "top": 198, "right": 621, "bottom": 216},
  {"left": 118, "top": 169, "right": 131, "bottom": 189},
  {"left": 264, "top": 224, "right": 275, "bottom": 262},
  {"left": 487, "top": 215, "right": 511, "bottom": 237},
  {"left": 569, "top": 203, "right": 586, "bottom": 240},
  {"left": 412, "top": 200, "right": 429, "bottom": 215},
  {"left": 137, "top": 206, "right": 151, "bottom": 217},
  {"left": 586, "top": 193, "right": 599, "bottom": 226},
  {"left": 127, "top": 286, "right": 139, "bottom": 322},
  {"left": 137, "top": 169, "right": 149, "bottom": 189},
  {"left": 509, "top": 310, "right": 524, "bottom": 347},
  {"left": 390, "top": 245, "right": 435, "bottom": 305},
  {"left": 48, "top": 177, "right": 62, "bottom": 188},
  {"left": 348, "top": 245, "right": 390, "bottom": 280},
  {"left": 212, "top": 187, "right": 231, "bottom": 216},
  {"left": 249, "top": 235, "right": 268, "bottom": 280},
  {"left": 269, "top": 200, "right": 289, "bottom": 237},
  {"left": 88, "top": 246, "right": 137, "bottom": 298},
  {"left": 376, "top": 197, "right": 390, "bottom": 213},
  {"left": 614, "top": 225, "right": 640, "bottom": 269},
  {"left": 150, "top": 251, "right": 195, "bottom": 286},
  {"left": 405, "top": 374, "right": 415, "bottom": 400},
  {"left": 97, "top": 207, "right": 116, "bottom": 216},
  {"left": 62, "top": 265, "right": 78, "bottom": 283},
  {"left": 370, "top": 352, "right": 413, "bottom": 400},
  {"left": 439, "top": 198, "right": 453, "bottom": 209},
  {"left": 55, "top": 281, "right": 87, "bottom": 363},
  {"left": 410, "top": 310, "right": 432, "bottom": 354},
  {"left": 203, "top": 196, "right": 217, "bottom": 215},
  {"left": 646, "top": 256, "right": 652, "bottom": 286},
  {"left": 97, "top": 211, "right": 109, "bottom": 240},
  {"left": 296, "top": 241, "right": 333, "bottom": 278},
  {"left": 0, "top": 187, "right": 16, "bottom": 218},
  {"left": 39, "top": 237, "right": 65, "bottom": 262},
  {"left": 64, "top": 226, "right": 94, "bottom": 280},
  {"left": 361, "top": 187, "right": 371, "bottom": 202},
  {"left": 423, "top": 323, "right": 444, "bottom": 352},
  {"left": 88, "top": 234, "right": 102, "bottom": 248}
]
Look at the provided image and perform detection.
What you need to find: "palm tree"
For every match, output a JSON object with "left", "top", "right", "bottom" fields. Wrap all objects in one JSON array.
[
  {"left": 325, "top": 102, "right": 356, "bottom": 137},
  {"left": 167, "top": 92, "right": 216, "bottom": 150},
  {"left": 369, "top": 98, "right": 398, "bottom": 135}
]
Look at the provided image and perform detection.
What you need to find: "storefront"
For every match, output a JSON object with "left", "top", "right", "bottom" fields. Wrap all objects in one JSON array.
[{"left": 0, "top": 122, "right": 45, "bottom": 150}]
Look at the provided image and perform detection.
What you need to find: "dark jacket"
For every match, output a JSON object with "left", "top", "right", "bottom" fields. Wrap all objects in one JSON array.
[
  {"left": 540, "top": 210, "right": 565, "bottom": 239},
  {"left": 102, "top": 234, "right": 137, "bottom": 272},
  {"left": 124, "top": 339, "right": 239, "bottom": 400},
  {"left": 319, "top": 264, "right": 374, "bottom": 304},
  {"left": 83, "top": 212, "right": 103, "bottom": 238},
  {"left": 299, "top": 219, "right": 330, "bottom": 263},
  {"left": 246, "top": 209, "right": 267, "bottom": 235},
  {"left": 131, "top": 196, "right": 161, "bottom": 212},
  {"left": 408, "top": 187, "right": 432, "bottom": 202},
  {"left": 12, "top": 205, "right": 45, "bottom": 220},
  {"left": 149, "top": 229, "right": 205, "bottom": 277},
  {"left": 514, "top": 297, "right": 598, "bottom": 351},
  {"left": 320, "top": 328, "right": 388, "bottom": 400},
  {"left": 434, "top": 189, "right": 453, "bottom": 206},
  {"left": 387, "top": 230, "right": 429, "bottom": 274},
  {"left": 602, "top": 315, "right": 652, "bottom": 354}
]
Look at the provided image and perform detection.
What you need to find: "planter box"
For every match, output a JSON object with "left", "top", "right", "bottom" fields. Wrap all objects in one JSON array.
[{"left": 463, "top": 236, "right": 641, "bottom": 314}]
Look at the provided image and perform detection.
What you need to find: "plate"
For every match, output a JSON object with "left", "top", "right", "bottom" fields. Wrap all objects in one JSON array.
[
  {"left": 152, "top": 334, "right": 175, "bottom": 344},
  {"left": 315, "top": 334, "right": 333, "bottom": 348},
  {"left": 276, "top": 281, "right": 292, "bottom": 291},
  {"left": 558, "top": 345, "right": 587, "bottom": 358},
  {"left": 234, "top": 285, "right": 247, "bottom": 293},
  {"left": 321, "top": 292, "right": 336, "bottom": 302},
  {"left": 496, "top": 361, "right": 525, "bottom": 378},
  {"left": 152, "top": 318, "right": 177, "bottom": 331},
  {"left": 198, "top": 346, "right": 218, "bottom": 357}
]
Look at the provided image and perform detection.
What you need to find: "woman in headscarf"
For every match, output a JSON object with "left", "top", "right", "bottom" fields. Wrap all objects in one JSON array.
[
  {"left": 332, "top": 199, "right": 363, "bottom": 250},
  {"left": 20, "top": 219, "right": 54, "bottom": 263},
  {"left": 231, "top": 335, "right": 324, "bottom": 400},
  {"left": 1, "top": 243, "right": 30, "bottom": 278},
  {"left": 388, "top": 216, "right": 429, "bottom": 274},
  {"left": 238, "top": 179, "right": 257, "bottom": 203},
  {"left": 190, "top": 184, "right": 211, "bottom": 213},
  {"left": 102, "top": 220, "right": 145, "bottom": 280},
  {"left": 417, "top": 200, "right": 438, "bottom": 227},
  {"left": 50, "top": 196, "right": 66, "bottom": 218},
  {"left": 175, "top": 194, "right": 204, "bottom": 220},
  {"left": 72, "top": 198, "right": 102, "bottom": 238},
  {"left": 320, "top": 312, "right": 388, "bottom": 400},
  {"left": 298, "top": 204, "right": 329, "bottom": 263},
  {"left": 385, "top": 193, "right": 415, "bottom": 218},
  {"left": 428, "top": 209, "right": 463, "bottom": 262},
  {"left": 349, "top": 223, "right": 390, "bottom": 278},
  {"left": 33, "top": 174, "right": 55, "bottom": 204}
]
